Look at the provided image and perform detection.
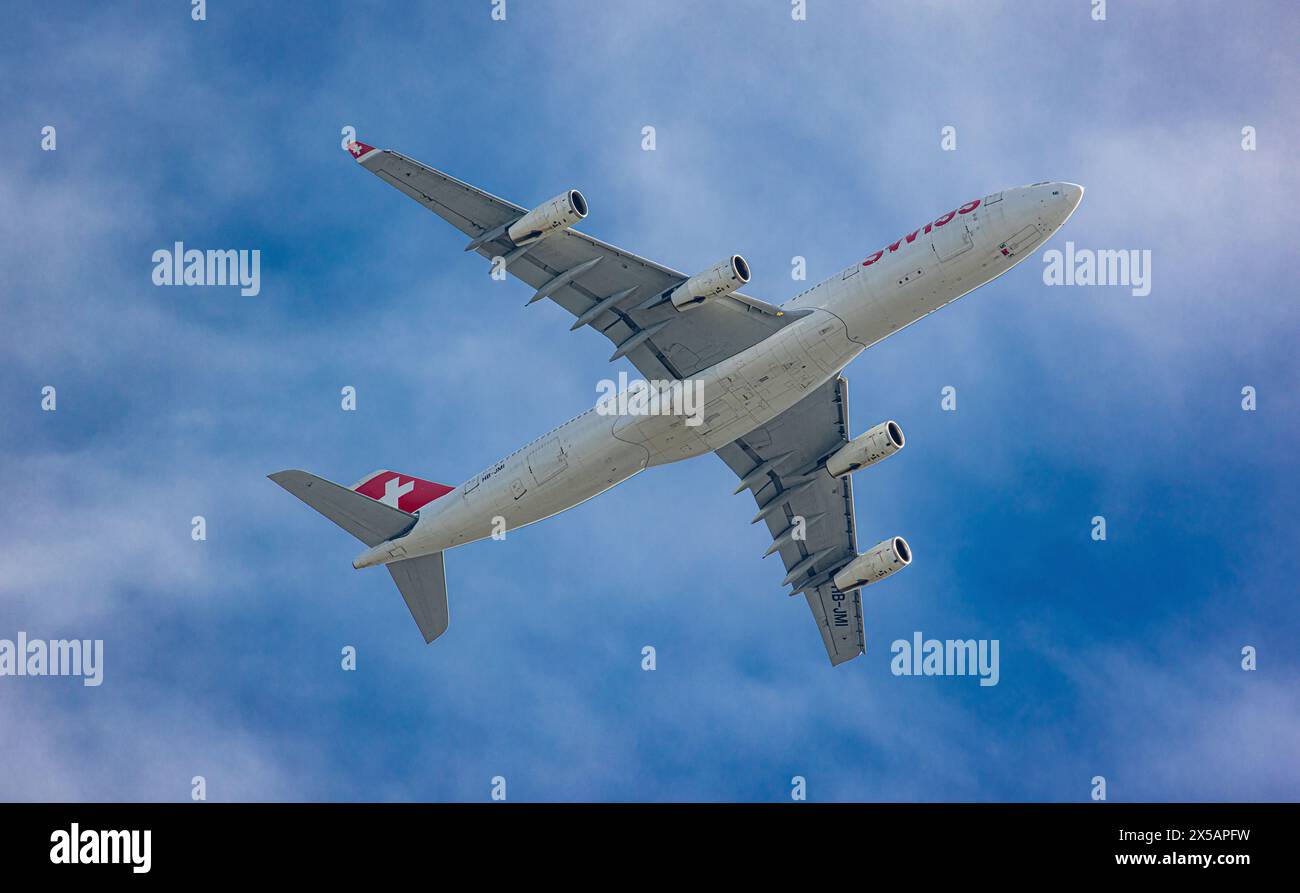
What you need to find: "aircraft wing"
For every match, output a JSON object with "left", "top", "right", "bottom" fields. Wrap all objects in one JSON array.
[
  {"left": 347, "top": 141, "right": 794, "bottom": 380},
  {"left": 715, "top": 375, "right": 865, "bottom": 666}
]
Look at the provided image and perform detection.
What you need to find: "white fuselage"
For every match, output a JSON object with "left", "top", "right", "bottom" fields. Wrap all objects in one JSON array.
[{"left": 355, "top": 183, "right": 1082, "bottom": 568}]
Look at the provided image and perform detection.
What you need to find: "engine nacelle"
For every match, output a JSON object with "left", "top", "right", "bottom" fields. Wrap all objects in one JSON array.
[
  {"left": 669, "top": 255, "right": 751, "bottom": 311},
  {"left": 832, "top": 536, "right": 912, "bottom": 592},
  {"left": 507, "top": 190, "right": 588, "bottom": 245},
  {"left": 825, "top": 420, "right": 904, "bottom": 477}
]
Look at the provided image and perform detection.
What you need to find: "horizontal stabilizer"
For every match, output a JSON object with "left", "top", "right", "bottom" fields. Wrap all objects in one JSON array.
[
  {"left": 387, "top": 552, "right": 450, "bottom": 643},
  {"left": 269, "top": 470, "right": 415, "bottom": 547}
]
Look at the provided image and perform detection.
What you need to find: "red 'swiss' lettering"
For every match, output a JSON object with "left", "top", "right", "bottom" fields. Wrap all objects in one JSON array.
[{"left": 862, "top": 198, "right": 982, "bottom": 267}]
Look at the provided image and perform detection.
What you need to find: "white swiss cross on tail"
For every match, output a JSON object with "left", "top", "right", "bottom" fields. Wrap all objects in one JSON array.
[
  {"left": 346, "top": 140, "right": 377, "bottom": 161},
  {"left": 381, "top": 477, "right": 415, "bottom": 507},
  {"left": 351, "top": 469, "right": 455, "bottom": 513}
]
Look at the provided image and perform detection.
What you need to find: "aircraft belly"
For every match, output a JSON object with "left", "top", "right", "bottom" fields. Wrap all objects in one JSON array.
[
  {"left": 405, "top": 415, "right": 647, "bottom": 553},
  {"left": 628, "top": 412, "right": 713, "bottom": 466},
  {"left": 839, "top": 241, "right": 978, "bottom": 346},
  {"left": 685, "top": 312, "right": 859, "bottom": 453}
]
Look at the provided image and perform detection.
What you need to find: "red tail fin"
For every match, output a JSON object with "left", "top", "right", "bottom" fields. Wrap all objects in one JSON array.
[{"left": 351, "top": 470, "right": 454, "bottom": 513}]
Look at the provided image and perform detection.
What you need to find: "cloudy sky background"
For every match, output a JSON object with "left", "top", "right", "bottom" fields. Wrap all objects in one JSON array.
[{"left": 1, "top": 1, "right": 1296, "bottom": 801}]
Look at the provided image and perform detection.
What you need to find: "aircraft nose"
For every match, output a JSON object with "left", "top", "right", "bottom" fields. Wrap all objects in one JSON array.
[{"left": 1057, "top": 182, "right": 1084, "bottom": 212}]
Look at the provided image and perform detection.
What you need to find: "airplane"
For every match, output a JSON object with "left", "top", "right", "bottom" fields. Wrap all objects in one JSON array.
[{"left": 271, "top": 138, "right": 1082, "bottom": 665}]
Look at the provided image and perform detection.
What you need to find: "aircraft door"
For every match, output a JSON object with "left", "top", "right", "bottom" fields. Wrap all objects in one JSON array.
[
  {"left": 932, "top": 220, "right": 974, "bottom": 263},
  {"left": 527, "top": 437, "right": 568, "bottom": 485}
]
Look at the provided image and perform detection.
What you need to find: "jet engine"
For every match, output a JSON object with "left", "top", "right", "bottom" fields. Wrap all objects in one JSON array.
[
  {"left": 825, "top": 420, "right": 905, "bottom": 477},
  {"left": 507, "top": 190, "right": 588, "bottom": 245},
  {"left": 832, "top": 536, "right": 912, "bottom": 592},
  {"left": 669, "top": 255, "right": 751, "bottom": 311}
]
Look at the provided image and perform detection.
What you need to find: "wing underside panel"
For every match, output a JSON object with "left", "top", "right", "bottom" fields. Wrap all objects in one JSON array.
[
  {"left": 805, "top": 584, "right": 865, "bottom": 666},
  {"left": 356, "top": 146, "right": 789, "bottom": 380},
  {"left": 716, "top": 376, "right": 865, "bottom": 665}
]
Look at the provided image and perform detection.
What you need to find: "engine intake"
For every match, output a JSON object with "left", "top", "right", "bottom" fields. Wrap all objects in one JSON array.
[
  {"left": 832, "top": 536, "right": 912, "bottom": 592},
  {"left": 669, "top": 255, "right": 751, "bottom": 311},
  {"left": 508, "top": 190, "right": 588, "bottom": 245},
  {"left": 825, "top": 420, "right": 905, "bottom": 477}
]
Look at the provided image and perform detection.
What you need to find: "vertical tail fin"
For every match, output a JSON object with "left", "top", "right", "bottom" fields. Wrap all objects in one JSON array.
[
  {"left": 269, "top": 468, "right": 454, "bottom": 645},
  {"left": 350, "top": 469, "right": 455, "bottom": 512}
]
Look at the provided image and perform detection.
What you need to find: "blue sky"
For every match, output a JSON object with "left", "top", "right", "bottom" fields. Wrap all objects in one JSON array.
[{"left": 1, "top": 1, "right": 1296, "bottom": 801}]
